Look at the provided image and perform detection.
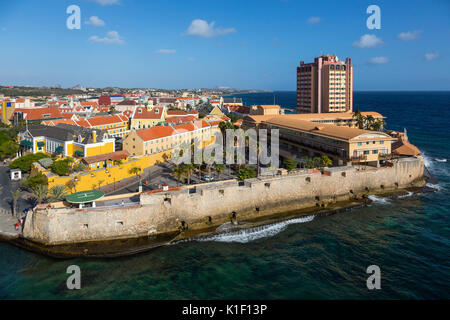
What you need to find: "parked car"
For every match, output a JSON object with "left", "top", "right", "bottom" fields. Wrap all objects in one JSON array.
[{"left": 201, "top": 174, "right": 214, "bottom": 182}]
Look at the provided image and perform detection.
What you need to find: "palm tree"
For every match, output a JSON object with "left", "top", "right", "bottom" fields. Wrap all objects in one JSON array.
[
  {"left": 173, "top": 166, "right": 185, "bottom": 186},
  {"left": 129, "top": 166, "right": 142, "bottom": 179},
  {"left": 97, "top": 180, "right": 105, "bottom": 190},
  {"left": 214, "top": 163, "right": 225, "bottom": 179},
  {"left": 48, "top": 185, "right": 68, "bottom": 202},
  {"left": 320, "top": 155, "right": 332, "bottom": 168},
  {"left": 65, "top": 179, "right": 78, "bottom": 193},
  {"left": 312, "top": 156, "right": 321, "bottom": 169},
  {"left": 11, "top": 189, "right": 22, "bottom": 217},
  {"left": 364, "top": 115, "right": 375, "bottom": 130},
  {"left": 183, "top": 163, "right": 195, "bottom": 185},
  {"left": 31, "top": 184, "right": 47, "bottom": 205},
  {"left": 353, "top": 109, "right": 364, "bottom": 129},
  {"left": 371, "top": 119, "right": 385, "bottom": 132},
  {"left": 255, "top": 142, "right": 261, "bottom": 176}
]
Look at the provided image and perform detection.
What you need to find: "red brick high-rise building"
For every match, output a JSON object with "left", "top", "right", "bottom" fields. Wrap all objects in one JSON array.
[{"left": 296, "top": 55, "right": 353, "bottom": 114}]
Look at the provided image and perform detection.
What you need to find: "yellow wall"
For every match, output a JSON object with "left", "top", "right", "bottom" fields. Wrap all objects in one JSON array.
[
  {"left": 43, "top": 152, "right": 172, "bottom": 193},
  {"left": 85, "top": 141, "right": 115, "bottom": 157}
]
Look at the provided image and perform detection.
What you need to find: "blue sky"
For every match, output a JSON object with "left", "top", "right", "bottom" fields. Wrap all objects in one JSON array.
[{"left": 0, "top": 0, "right": 449, "bottom": 90}]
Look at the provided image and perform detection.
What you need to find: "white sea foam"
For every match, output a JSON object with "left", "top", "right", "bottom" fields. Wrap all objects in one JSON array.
[
  {"left": 435, "top": 158, "right": 447, "bottom": 163},
  {"left": 398, "top": 191, "right": 414, "bottom": 199},
  {"left": 368, "top": 195, "right": 391, "bottom": 204},
  {"left": 425, "top": 183, "right": 443, "bottom": 191},
  {"left": 195, "top": 215, "right": 315, "bottom": 243}
]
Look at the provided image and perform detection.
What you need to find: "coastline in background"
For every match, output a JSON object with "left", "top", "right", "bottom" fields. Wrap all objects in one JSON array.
[{"left": 0, "top": 91, "right": 449, "bottom": 299}]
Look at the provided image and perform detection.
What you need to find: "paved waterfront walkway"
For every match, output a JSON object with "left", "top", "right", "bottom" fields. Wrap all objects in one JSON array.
[{"left": 0, "top": 209, "right": 20, "bottom": 239}]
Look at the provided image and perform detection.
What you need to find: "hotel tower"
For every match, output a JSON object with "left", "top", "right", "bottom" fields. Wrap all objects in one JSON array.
[{"left": 296, "top": 55, "right": 353, "bottom": 114}]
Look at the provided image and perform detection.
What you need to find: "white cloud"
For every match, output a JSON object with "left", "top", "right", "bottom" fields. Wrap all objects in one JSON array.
[
  {"left": 424, "top": 52, "right": 439, "bottom": 61},
  {"left": 353, "top": 34, "right": 384, "bottom": 48},
  {"left": 368, "top": 56, "right": 390, "bottom": 64},
  {"left": 185, "top": 19, "right": 236, "bottom": 38},
  {"left": 307, "top": 17, "right": 321, "bottom": 24},
  {"left": 85, "top": 16, "right": 105, "bottom": 27},
  {"left": 156, "top": 49, "right": 176, "bottom": 54},
  {"left": 89, "top": 31, "right": 124, "bottom": 45},
  {"left": 397, "top": 30, "right": 421, "bottom": 41},
  {"left": 93, "top": 0, "right": 120, "bottom": 5}
]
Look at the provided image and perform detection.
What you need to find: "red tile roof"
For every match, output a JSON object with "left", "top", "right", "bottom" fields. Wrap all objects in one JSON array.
[
  {"left": 165, "top": 115, "right": 197, "bottom": 124},
  {"left": 167, "top": 110, "right": 188, "bottom": 116},
  {"left": 12, "top": 107, "right": 62, "bottom": 121},
  {"left": 83, "top": 150, "right": 130, "bottom": 164},
  {"left": 132, "top": 107, "right": 164, "bottom": 120},
  {"left": 80, "top": 101, "right": 98, "bottom": 108},
  {"left": 84, "top": 114, "right": 128, "bottom": 127},
  {"left": 117, "top": 99, "right": 137, "bottom": 106},
  {"left": 136, "top": 125, "right": 175, "bottom": 141}
]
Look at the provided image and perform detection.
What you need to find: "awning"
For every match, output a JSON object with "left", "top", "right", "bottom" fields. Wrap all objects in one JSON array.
[
  {"left": 37, "top": 141, "right": 45, "bottom": 147},
  {"left": 55, "top": 146, "right": 64, "bottom": 154},
  {"left": 20, "top": 140, "right": 33, "bottom": 147},
  {"left": 74, "top": 150, "right": 84, "bottom": 157}
]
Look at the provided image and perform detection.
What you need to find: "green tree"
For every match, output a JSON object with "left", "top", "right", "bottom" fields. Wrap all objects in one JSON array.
[
  {"left": 50, "top": 159, "right": 71, "bottom": 176},
  {"left": 320, "top": 155, "right": 332, "bottom": 168},
  {"left": 236, "top": 166, "right": 257, "bottom": 181},
  {"left": 182, "top": 163, "right": 195, "bottom": 185},
  {"left": 284, "top": 157, "right": 298, "bottom": 172},
  {"left": 214, "top": 163, "right": 225, "bottom": 179},
  {"left": 129, "top": 166, "right": 142, "bottom": 178},
  {"left": 31, "top": 184, "right": 48, "bottom": 204},
  {"left": 23, "top": 172, "right": 48, "bottom": 190},
  {"left": 65, "top": 179, "right": 78, "bottom": 193},
  {"left": 11, "top": 189, "right": 22, "bottom": 217},
  {"left": 364, "top": 115, "right": 375, "bottom": 130},
  {"left": 173, "top": 166, "right": 185, "bottom": 186},
  {"left": 9, "top": 153, "right": 48, "bottom": 173},
  {"left": 0, "top": 140, "right": 19, "bottom": 160},
  {"left": 72, "top": 162, "right": 87, "bottom": 172},
  {"left": 48, "top": 185, "right": 68, "bottom": 202},
  {"left": 353, "top": 109, "right": 364, "bottom": 129}
]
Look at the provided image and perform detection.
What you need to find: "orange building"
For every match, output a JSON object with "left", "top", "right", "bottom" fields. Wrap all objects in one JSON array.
[{"left": 297, "top": 55, "right": 353, "bottom": 114}]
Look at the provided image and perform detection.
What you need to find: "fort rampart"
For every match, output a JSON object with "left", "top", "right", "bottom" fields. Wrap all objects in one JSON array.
[{"left": 23, "top": 157, "right": 424, "bottom": 246}]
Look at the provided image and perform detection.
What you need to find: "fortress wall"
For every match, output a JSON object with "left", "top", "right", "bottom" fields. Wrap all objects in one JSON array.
[{"left": 23, "top": 157, "right": 424, "bottom": 245}]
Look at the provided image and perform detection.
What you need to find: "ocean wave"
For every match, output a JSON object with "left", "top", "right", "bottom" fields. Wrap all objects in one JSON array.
[
  {"left": 425, "top": 183, "right": 443, "bottom": 191},
  {"left": 422, "top": 152, "right": 448, "bottom": 184},
  {"left": 398, "top": 191, "right": 414, "bottom": 199},
  {"left": 368, "top": 195, "right": 391, "bottom": 204},
  {"left": 195, "top": 215, "right": 315, "bottom": 243}
]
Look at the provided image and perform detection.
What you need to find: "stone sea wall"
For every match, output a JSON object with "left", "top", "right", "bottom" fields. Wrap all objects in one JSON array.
[{"left": 23, "top": 157, "right": 424, "bottom": 245}]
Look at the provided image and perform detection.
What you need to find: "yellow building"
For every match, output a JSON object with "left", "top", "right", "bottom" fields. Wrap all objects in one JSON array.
[
  {"left": 18, "top": 124, "right": 115, "bottom": 158},
  {"left": 43, "top": 114, "right": 130, "bottom": 138},
  {"left": 250, "top": 105, "right": 281, "bottom": 116},
  {"left": 1, "top": 100, "right": 15, "bottom": 125},
  {"left": 244, "top": 115, "right": 395, "bottom": 166},
  {"left": 130, "top": 106, "right": 167, "bottom": 130},
  {"left": 123, "top": 120, "right": 220, "bottom": 157}
]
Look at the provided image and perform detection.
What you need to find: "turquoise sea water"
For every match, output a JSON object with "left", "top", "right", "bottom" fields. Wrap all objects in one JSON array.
[{"left": 1, "top": 91, "right": 449, "bottom": 299}]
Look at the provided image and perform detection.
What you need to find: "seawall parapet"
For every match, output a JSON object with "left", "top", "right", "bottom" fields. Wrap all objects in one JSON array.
[{"left": 22, "top": 157, "right": 425, "bottom": 250}]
